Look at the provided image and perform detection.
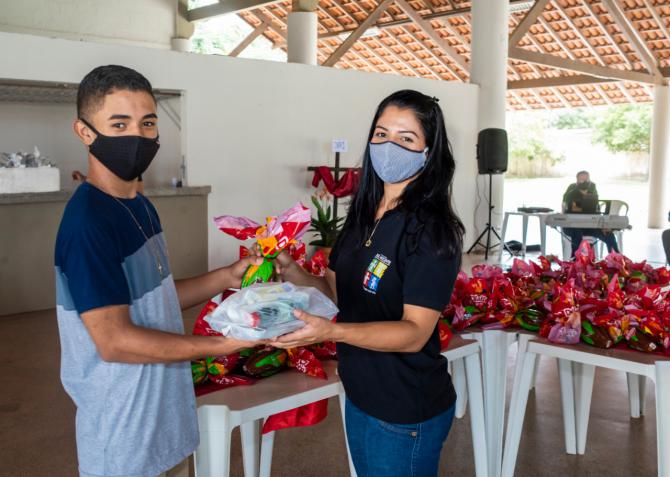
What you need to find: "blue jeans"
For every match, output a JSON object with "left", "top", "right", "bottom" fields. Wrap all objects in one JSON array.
[{"left": 344, "top": 398, "right": 455, "bottom": 477}]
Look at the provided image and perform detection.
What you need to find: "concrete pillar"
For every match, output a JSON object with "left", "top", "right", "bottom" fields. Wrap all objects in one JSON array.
[
  {"left": 648, "top": 85, "right": 670, "bottom": 228},
  {"left": 469, "top": 0, "right": 509, "bottom": 232},
  {"left": 172, "top": 0, "right": 194, "bottom": 52},
  {"left": 287, "top": 0, "right": 319, "bottom": 65}
]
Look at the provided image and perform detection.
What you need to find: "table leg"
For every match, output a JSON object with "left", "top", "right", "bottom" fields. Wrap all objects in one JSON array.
[
  {"left": 480, "top": 330, "right": 510, "bottom": 477},
  {"left": 655, "top": 362, "right": 670, "bottom": 477},
  {"left": 521, "top": 215, "right": 529, "bottom": 258},
  {"left": 501, "top": 350, "right": 536, "bottom": 477},
  {"left": 452, "top": 358, "right": 468, "bottom": 419},
  {"left": 627, "top": 372, "right": 643, "bottom": 418},
  {"left": 573, "top": 362, "right": 595, "bottom": 455},
  {"left": 499, "top": 213, "right": 510, "bottom": 261},
  {"left": 539, "top": 217, "right": 547, "bottom": 256},
  {"left": 195, "top": 406, "right": 233, "bottom": 477},
  {"left": 259, "top": 430, "right": 275, "bottom": 477},
  {"left": 241, "top": 419, "right": 261, "bottom": 477},
  {"left": 557, "top": 359, "right": 577, "bottom": 455},
  {"left": 465, "top": 353, "right": 489, "bottom": 477},
  {"left": 338, "top": 392, "right": 358, "bottom": 477}
]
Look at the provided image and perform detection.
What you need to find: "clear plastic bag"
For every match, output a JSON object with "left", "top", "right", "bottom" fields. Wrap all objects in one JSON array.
[{"left": 205, "top": 282, "right": 338, "bottom": 340}]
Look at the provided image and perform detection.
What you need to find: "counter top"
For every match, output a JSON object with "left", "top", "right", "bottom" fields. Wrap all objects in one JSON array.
[{"left": 0, "top": 185, "right": 211, "bottom": 205}]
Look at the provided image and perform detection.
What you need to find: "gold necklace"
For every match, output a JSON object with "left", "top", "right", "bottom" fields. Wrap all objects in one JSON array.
[
  {"left": 365, "top": 219, "right": 382, "bottom": 247},
  {"left": 112, "top": 196, "right": 164, "bottom": 278}
]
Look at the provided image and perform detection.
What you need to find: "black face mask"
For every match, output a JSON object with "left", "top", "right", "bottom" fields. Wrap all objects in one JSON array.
[
  {"left": 80, "top": 118, "right": 160, "bottom": 181},
  {"left": 577, "top": 181, "right": 590, "bottom": 191}
]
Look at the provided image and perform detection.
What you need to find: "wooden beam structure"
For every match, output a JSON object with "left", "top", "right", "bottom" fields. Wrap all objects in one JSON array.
[
  {"left": 508, "top": 74, "right": 615, "bottom": 89},
  {"left": 508, "top": 46, "right": 657, "bottom": 84},
  {"left": 229, "top": 19, "right": 269, "bottom": 57},
  {"left": 395, "top": 0, "right": 469, "bottom": 74},
  {"left": 601, "top": 0, "right": 663, "bottom": 81},
  {"left": 317, "top": 0, "right": 533, "bottom": 40},
  {"left": 509, "top": 0, "right": 552, "bottom": 47},
  {"left": 322, "top": 0, "right": 395, "bottom": 67},
  {"left": 580, "top": 0, "right": 633, "bottom": 69},
  {"left": 188, "top": 0, "right": 280, "bottom": 21}
]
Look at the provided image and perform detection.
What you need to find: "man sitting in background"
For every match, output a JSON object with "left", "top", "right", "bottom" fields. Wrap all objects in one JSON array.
[{"left": 561, "top": 170, "right": 619, "bottom": 257}]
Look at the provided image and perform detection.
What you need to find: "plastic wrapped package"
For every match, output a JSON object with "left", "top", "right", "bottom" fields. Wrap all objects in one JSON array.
[{"left": 205, "top": 282, "right": 338, "bottom": 340}]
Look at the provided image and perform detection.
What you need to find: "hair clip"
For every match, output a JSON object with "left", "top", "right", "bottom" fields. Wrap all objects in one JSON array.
[{"left": 431, "top": 96, "right": 440, "bottom": 103}]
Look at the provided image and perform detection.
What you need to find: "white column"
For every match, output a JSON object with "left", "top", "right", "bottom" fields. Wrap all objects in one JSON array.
[
  {"left": 469, "top": 0, "right": 509, "bottom": 232},
  {"left": 648, "top": 85, "right": 670, "bottom": 229},
  {"left": 287, "top": 12, "right": 318, "bottom": 65}
]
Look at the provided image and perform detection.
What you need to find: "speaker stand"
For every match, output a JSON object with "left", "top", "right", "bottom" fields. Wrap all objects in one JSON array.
[{"left": 467, "top": 173, "right": 512, "bottom": 260}]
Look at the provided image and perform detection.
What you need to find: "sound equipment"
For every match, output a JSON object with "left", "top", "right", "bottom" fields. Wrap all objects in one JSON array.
[{"left": 477, "top": 128, "right": 508, "bottom": 174}]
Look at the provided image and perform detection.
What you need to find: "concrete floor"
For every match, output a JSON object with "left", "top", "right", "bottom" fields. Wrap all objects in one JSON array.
[{"left": 0, "top": 302, "right": 662, "bottom": 477}]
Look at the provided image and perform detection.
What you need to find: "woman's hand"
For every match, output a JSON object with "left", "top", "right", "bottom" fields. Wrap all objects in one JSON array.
[
  {"left": 251, "top": 243, "right": 296, "bottom": 277},
  {"left": 269, "top": 310, "right": 337, "bottom": 348}
]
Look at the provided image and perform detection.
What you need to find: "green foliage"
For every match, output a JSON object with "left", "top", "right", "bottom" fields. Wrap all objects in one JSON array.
[
  {"left": 552, "top": 109, "right": 594, "bottom": 129},
  {"left": 591, "top": 105, "right": 652, "bottom": 154},
  {"left": 507, "top": 114, "right": 565, "bottom": 177},
  {"left": 308, "top": 195, "right": 344, "bottom": 247}
]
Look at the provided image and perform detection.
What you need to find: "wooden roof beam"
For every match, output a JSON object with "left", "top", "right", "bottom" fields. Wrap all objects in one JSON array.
[
  {"left": 398, "top": 25, "right": 463, "bottom": 81},
  {"left": 509, "top": 0, "right": 552, "bottom": 47},
  {"left": 188, "top": 0, "right": 280, "bottom": 21},
  {"left": 550, "top": 0, "right": 607, "bottom": 68},
  {"left": 317, "top": 0, "right": 532, "bottom": 40},
  {"left": 580, "top": 0, "right": 633, "bottom": 69},
  {"left": 395, "top": 0, "right": 469, "bottom": 74},
  {"left": 229, "top": 19, "right": 269, "bottom": 57},
  {"left": 642, "top": 0, "right": 670, "bottom": 43},
  {"left": 601, "top": 0, "right": 663, "bottom": 81},
  {"left": 322, "top": 0, "right": 395, "bottom": 67},
  {"left": 509, "top": 46, "right": 657, "bottom": 84},
  {"left": 507, "top": 74, "right": 615, "bottom": 89}
]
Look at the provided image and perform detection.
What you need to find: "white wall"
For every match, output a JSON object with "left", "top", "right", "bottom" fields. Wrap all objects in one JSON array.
[
  {"left": 0, "top": 100, "right": 182, "bottom": 190},
  {"left": 0, "top": 0, "right": 176, "bottom": 48},
  {"left": 0, "top": 32, "right": 479, "bottom": 269}
]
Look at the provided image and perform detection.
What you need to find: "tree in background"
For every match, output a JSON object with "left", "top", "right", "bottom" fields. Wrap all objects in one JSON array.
[
  {"left": 507, "top": 114, "right": 565, "bottom": 178},
  {"left": 591, "top": 104, "right": 651, "bottom": 155},
  {"left": 552, "top": 104, "right": 651, "bottom": 180}
]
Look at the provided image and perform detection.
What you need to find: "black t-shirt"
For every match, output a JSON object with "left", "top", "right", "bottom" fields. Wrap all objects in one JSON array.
[{"left": 329, "top": 210, "right": 459, "bottom": 424}]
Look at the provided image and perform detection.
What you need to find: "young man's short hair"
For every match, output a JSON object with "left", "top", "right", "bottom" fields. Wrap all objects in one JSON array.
[
  {"left": 576, "top": 170, "right": 590, "bottom": 179},
  {"left": 77, "top": 65, "right": 156, "bottom": 121}
]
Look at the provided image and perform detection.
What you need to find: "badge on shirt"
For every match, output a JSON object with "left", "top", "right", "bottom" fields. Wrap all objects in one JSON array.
[{"left": 363, "top": 253, "right": 391, "bottom": 294}]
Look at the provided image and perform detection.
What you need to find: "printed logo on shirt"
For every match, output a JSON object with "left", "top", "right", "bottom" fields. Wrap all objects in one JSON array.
[{"left": 363, "top": 253, "right": 391, "bottom": 294}]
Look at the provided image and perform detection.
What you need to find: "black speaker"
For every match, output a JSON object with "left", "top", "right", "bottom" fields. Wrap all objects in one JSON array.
[{"left": 477, "top": 128, "right": 508, "bottom": 174}]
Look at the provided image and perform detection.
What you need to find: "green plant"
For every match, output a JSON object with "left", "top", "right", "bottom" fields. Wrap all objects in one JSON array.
[
  {"left": 308, "top": 195, "right": 344, "bottom": 247},
  {"left": 592, "top": 104, "right": 651, "bottom": 154}
]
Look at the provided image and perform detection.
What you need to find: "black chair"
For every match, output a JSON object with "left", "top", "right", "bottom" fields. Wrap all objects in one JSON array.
[{"left": 662, "top": 229, "right": 670, "bottom": 265}]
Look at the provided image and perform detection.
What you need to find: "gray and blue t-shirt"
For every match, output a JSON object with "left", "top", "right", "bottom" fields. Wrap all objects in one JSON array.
[{"left": 55, "top": 182, "right": 198, "bottom": 477}]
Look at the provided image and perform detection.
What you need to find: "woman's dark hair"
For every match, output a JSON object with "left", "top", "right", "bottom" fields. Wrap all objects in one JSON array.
[{"left": 341, "top": 89, "right": 464, "bottom": 257}]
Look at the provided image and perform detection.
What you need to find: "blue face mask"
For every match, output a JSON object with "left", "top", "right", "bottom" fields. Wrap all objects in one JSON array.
[{"left": 369, "top": 141, "right": 427, "bottom": 184}]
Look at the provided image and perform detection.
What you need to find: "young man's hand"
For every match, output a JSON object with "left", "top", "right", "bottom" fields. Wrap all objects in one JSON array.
[{"left": 226, "top": 256, "right": 264, "bottom": 288}]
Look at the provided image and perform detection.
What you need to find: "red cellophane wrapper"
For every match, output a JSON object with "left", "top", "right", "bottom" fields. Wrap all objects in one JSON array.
[{"left": 213, "top": 203, "right": 311, "bottom": 257}]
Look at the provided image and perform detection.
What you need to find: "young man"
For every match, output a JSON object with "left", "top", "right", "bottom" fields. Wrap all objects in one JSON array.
[
  {"left": 561, "top": 170, "right": 618, "bottom": 257},
  {"left": 55, "top": 65, "right": 261, "bottom": 477}
]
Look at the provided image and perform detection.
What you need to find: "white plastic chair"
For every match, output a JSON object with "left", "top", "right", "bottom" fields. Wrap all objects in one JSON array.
[{"left": 502, "top": 339, "right": 670, "bottom": 477}]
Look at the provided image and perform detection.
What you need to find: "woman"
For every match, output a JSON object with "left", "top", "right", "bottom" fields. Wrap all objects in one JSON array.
[{"left": 270, "top": 90, "right": 464, "bottom": 476}]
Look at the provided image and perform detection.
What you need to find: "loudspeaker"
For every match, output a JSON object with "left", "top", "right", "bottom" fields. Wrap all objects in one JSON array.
[{"left": 477, "top": 128, "right": 508, "bottom": 174}]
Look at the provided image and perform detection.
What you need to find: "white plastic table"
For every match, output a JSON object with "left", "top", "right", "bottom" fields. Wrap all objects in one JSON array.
[
  {"left": 502, "top": 339, "right": 670, "bottom": 477},
  {"left": 460, "top": 329, "right": 518, "bottom": 477},
  {"left": 499, "top": 211, "right": 551, "bottom": 260},
  {"left": 441, "top": 336, "right": 489, "bottom": 477},
  {"left": 195, "top": 360, "right": 352, "bottom": 477}
]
